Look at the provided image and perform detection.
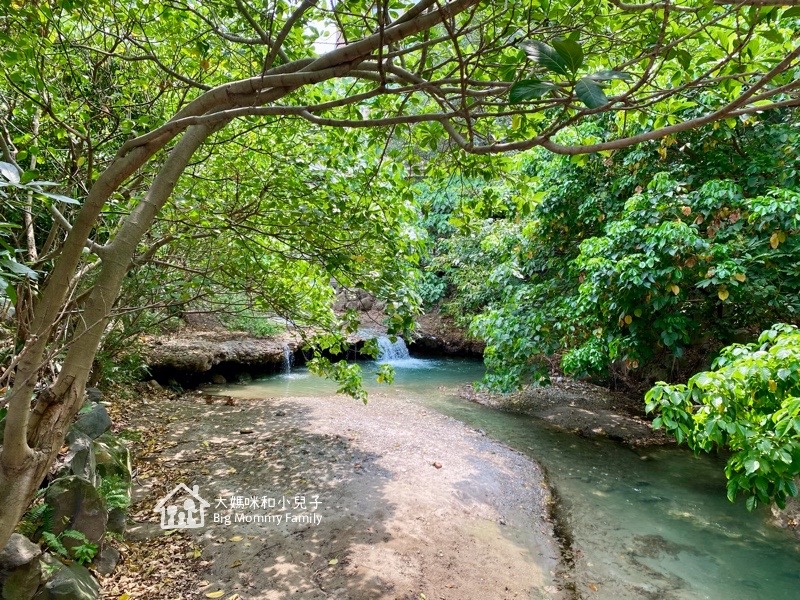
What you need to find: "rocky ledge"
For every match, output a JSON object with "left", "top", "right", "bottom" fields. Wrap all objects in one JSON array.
[
  {"left": 145, "top": 331, "right": 302, "bottom": 385},
  {"left": 410, "top": 308, "right": 485, "bottom": 357},
  {"left": 146, "top": 310, "right": 483, "bottom": 386}
]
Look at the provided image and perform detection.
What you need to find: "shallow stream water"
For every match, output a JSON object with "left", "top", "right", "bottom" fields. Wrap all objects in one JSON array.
[{"left": 231, "top": 356, "right": 800, "bottom": 599}]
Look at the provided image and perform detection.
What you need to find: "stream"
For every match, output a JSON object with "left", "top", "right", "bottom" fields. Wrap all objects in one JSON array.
[{"left": 228, "top": 354, "right": 800, "bottom": 599}]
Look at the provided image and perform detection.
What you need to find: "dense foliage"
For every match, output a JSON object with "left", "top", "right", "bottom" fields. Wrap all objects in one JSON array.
[
  {"left": 420, "top": 114, "right": 800, "bottom": 391},
  {"left": 647, "top": 324, "right": 800, "bottom": 510},
  {"left": 1, "top": 0, "right": 800, "bottom": 545}
]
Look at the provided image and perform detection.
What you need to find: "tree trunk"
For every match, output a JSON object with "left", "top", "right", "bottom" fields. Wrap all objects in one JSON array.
[
  {"left": 0, "top": 0, "right": 482, "bottom": 549},
  {"left": 0, "top": 125, "right": 213, "bottom": 549}
]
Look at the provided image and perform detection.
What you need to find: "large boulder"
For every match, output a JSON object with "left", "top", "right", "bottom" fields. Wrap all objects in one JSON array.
[
  {"left": 1, "top": 560, "right": 42, "bottom": 600},
  {"left": 44, "top": 477, "right": 107, "bottom": 549},
  {"left": 0, "top": 534, "right": 41, "bottom": 571},
  {"left": 31, "top": 554, "right": 99, "bottom": 600},
  {"left": 0, "top": 535, "right": 43, "bottom": 600},
  {"left": 71, "top": 405, "right": 111, "bottom": 440}
]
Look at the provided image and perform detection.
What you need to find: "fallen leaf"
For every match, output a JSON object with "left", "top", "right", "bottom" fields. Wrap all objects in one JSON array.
[
  {"left": 229, "top": 536, "right": 243, "bottom": 542},
  {"left": 118, "top": 594, "right": 130, "bottom": 600},
  {"left": 328, "top": 558, "right": 338, "bottom": 565},
  {"left": 588, "top": 582, "right": 599, "bottom": 592},
  {"left": 206, "top": 592, "right": 225, "bottom": 598},
  {"left": 229, "top": 560, "right": 242, "bottom": 568}
]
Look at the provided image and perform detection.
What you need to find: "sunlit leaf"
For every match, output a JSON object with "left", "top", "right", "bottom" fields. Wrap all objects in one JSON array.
[
  {"left": 588, "top": 70, "right": 633, "bottom": 83},
  {"left": 520, "top": 41, "right": 569, "bottom": 76},
  {"left": 574, "top": 77, "right": 609, "bottom": 109},
  {"left": 0, "top": 161, "right": 20, "bottom": 184},
  {"left": 509, "top": 79, "right": 556, "bottom": 103},
  {"left": 551, "top": 38, "right": 583, "bottom": 74}
]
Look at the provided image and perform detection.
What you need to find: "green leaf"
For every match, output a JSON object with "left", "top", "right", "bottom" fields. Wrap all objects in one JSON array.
[
  {"left": 588, "top": 70, "right": 633, "bottom": 83},
  {"left": 37, "top": 191, "right": 80, "bottom": 204},
  {"left": 783, "top": 7, "right": 800, "bottom": 18},
  {"left": 0, "top": 161, "right": 20, "bottom": 184},
  {"left": 745, "top": 495, "right": 757, "bottom": 511},
  {"left": 551, "top": 38, "right": 584, "bottom": 74},
  {"left": 509, "top": 79, "right": 556, "bottom": 103},
  {"left": 0, "top": 259, "right": 37, "bottom": 279},
  {"left": 575, "top": 78, "right": 609, "bottom": 109},
  {"left": 520, "top": 41, "right": 570, "bottom": 77},
  {"left": 744, "top": 458, "right": 760, "bottom": 474},
  {"left": 2, "top": 279, "right": 15, "bottom": 303}
]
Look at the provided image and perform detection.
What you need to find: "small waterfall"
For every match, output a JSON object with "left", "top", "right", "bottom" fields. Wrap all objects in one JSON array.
[
  {"left": 376, "top": 336, "right": 410, "bottom": 361},
  {"left": 281, "top": 345, "right": 294, "bottom": 374}
]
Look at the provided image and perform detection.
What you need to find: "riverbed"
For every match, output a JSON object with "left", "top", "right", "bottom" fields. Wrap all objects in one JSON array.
[{"left": 230, "top": 356, "right": 800, "bottom": 599}]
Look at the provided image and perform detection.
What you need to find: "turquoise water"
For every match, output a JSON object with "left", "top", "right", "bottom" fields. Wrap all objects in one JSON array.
[{"left": 229, "top": 357, "right": 800, "bottom": 599}]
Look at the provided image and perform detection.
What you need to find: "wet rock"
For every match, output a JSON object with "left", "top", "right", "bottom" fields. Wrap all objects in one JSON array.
[
  {"left": 211, "top": 373, "right": 227, "bottom": 385},
  {"left": 32, "top": 554, "right": 99, "bottom": 600},
  {"left": 71, "top": 404, "right": 112, "bottom": 440},
  {"left": 44, "top": 477, "right": 108, "bottom": 549},
  {"left": 146, "top": 379, "right": 162, "bottom": 391},
  {"left": 146, "top": 333, "right": 296, "bottom": 377}
]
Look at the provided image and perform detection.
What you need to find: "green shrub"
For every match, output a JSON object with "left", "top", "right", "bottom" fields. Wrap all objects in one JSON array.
[{"left": 646, "top": 324, "right": 800, "bottom": 510}]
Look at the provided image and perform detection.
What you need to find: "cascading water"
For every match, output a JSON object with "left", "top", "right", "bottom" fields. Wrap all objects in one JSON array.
[
  {"left": 281, "top": 345, "right": 294, "bottom": 374},
  {"left": 376, "top": 336, "right": 410, "bottom": 361}
]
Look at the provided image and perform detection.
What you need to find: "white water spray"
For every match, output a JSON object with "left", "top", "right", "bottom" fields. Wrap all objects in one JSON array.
[
  {"left": 281, "top": 345, "right": 294, "bottom": 374},
  {"left": 376, "top": 336, "right": 410, "bottom": 361}
]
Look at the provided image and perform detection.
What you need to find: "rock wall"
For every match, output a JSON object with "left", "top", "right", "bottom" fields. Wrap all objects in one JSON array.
[{"left": 146, "top": 331, "right": 303, "bottom": 386}]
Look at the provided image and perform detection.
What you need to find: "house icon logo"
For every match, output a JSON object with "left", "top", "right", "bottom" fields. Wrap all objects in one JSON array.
[{"left": 154, "top": 483, "right": 210, "bottom": 529}]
